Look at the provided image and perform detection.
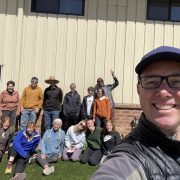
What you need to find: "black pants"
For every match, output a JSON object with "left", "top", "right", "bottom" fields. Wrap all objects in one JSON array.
[
  {"left": 64, "top": 113, "right": 79, "bottom": 131},
  {"left": 95, "top": 116, "right": 106, "bottom": 128},
  {"left": 9, "top": 146, "right": 30, "bottom": 175},
  {"left": 80, "top": 147, "right": 102, "bottom": 166}
]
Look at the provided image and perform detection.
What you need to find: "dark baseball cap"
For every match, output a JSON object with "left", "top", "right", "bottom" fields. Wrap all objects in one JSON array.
[{"left": 135, "top": 46, "right": 180, "bottom": 75}]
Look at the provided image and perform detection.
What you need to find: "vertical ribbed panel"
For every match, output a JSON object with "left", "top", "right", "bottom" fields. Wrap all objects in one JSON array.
[{"left": 0, "top": 0, "right": 180, "bottom": 105}]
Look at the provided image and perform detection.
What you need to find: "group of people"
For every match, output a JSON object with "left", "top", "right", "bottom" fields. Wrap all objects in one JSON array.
[
  {"left": 1, "top": 45, "right": 178, "bottom": 180},
  {"left": 0, "top": 70, "right": 120, "bottom": 179},
  {"left": 0, "top": 116, "right": 120, "bottom": 179},
  {"left": 0, "top": 70, "right": 119, "bottom": 133}
]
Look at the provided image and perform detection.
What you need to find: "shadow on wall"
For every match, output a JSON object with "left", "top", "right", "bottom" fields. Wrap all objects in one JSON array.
[{"left": 0, "top": 0, "right": 147, "bottom": 23}]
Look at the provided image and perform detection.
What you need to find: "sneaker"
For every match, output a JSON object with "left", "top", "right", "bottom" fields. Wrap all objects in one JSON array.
[
  {"left": 28, "top": 156, "right": 36, "bottom": 164},
  {"left": 10, "top": 173, "right": 26, "bottom": 180},
  {"left": 4, "top": 162, "right": 12, "bottom": 174},
  {"left": 43, "top": 166, "right": 54, "bottom": 175}
]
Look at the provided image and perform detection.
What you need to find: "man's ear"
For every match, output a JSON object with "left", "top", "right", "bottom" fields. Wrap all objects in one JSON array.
[{"left": 137, "top": 84, "right": 140, "bottom": 95}]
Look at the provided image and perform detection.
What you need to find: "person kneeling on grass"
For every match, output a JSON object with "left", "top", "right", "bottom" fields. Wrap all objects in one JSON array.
[
  {"left": 36, "top": 118, "right": 65, "bottom": 176},
  {"left": 62, "top": 120, "right": 86, "bottom": 161},
  {"left": 4, "top": 121, "right": 40, "bottom": 180},
  {"left": 0, "top": 116, "right": 12, "bottom": 162},
  {"left": 80, "top": 118, "right": 102, "bottom": 166}
]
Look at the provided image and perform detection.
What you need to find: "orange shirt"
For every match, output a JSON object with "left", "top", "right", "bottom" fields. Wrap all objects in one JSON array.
[{"left": 93, "top": 96, "right": 110, "bottom": 120}]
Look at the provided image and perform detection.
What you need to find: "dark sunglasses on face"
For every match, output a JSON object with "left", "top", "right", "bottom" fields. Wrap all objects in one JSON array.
[{"left": 138, "top": 74, "right": 180, "bottom": 89}]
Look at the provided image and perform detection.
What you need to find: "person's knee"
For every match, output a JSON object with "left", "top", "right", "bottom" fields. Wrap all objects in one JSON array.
[
  {"left": 89, "top": 159, "right": 99, "bottom": 166},
  {"left": 71, "top": 156, "right": 80, "bottom": 162},
  {"left": 79, "top": 156, "right": 87, "bottom": 164}
]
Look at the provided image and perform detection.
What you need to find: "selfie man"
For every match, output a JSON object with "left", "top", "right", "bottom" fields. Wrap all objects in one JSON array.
[{"left": 92, "top": 46, "right": 180, "bottom": 179}]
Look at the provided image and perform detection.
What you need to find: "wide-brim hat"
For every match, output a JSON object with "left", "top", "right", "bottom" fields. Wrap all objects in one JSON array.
[
  {"left": 135, "top": 46, "right": 180, "bottom": 75},
  {"left": 45, "top": 76, "right": 59, "bottom": 84}
]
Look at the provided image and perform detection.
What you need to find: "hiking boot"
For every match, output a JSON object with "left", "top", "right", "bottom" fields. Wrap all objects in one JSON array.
[
  {"left": 10, "top": 172, "right": 26, "bottom": 180},
  {"left": 4, "top": 162, "right": 13, "bottom": 174},
  {"left": 43, "top": 166, "right": 54, "bottom": 175}
]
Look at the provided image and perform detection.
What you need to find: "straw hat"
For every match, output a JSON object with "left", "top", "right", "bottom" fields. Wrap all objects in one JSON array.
[{"left": 45, "top": 76, "right": 59, "bottom": 84}]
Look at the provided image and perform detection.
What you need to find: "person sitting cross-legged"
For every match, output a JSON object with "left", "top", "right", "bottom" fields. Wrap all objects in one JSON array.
[
  {"left": 36, "top": 118, "right": 65, "bottom": 176},
  {"left": 62, "top": 120, "right": 86, "bottom": 162},
  {"left": 4, "top": 121, "right": 40, "bottom": 180}
]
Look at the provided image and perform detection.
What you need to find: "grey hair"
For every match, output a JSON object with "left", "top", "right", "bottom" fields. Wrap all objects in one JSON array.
[
  {"left": 70, "top": 83, "right": 76, "bottom": 88},
  {"left": 53, "top": 118, "right": 62, "bottom": 126}
]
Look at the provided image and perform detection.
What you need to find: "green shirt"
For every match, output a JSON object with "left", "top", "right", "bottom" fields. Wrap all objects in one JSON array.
[{"left": 86, "top": 127, "right": 102, "bottom": 150}]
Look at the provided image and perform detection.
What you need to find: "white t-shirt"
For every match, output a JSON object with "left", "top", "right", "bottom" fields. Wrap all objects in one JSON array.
[{"left": 87, "top": 96, "right": 94, "bottom": 115}]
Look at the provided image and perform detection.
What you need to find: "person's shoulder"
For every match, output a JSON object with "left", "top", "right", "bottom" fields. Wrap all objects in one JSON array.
[{"left": 91, "top": 152, "right": 145, "bottom": 180}]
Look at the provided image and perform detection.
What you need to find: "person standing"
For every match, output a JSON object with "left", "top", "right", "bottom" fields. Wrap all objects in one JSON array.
[
  {"left": 93, "top": 88, "right": 110, "bottom": 127},
  {"left": 81, "top": 86, "right": 94, "bottom": 119},
  {"left": 63, "top": 83, "right": 81, "bottom": 130},
  {"left": 0, "top": 81, "right": 20, "bottom": 132},
  {"left": 20, "top": 77, "right": 43, "bottom": 130},
  {"left": 95, "top": 70, "right": 119, "bottom": 121},
  {"left": 43, "top": 76, "right": 63, "bottom": 130},
  {"left": 92, "top": 46, "right": 180, "bottom": 179}
]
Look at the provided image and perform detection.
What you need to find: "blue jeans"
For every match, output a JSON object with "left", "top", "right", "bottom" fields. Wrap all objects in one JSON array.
[
  {"left": 20, "top": 109, "right": 37, "bottom": 130},
  {"left": 44, "top": 110, "right": 60, "bottom": 130}
]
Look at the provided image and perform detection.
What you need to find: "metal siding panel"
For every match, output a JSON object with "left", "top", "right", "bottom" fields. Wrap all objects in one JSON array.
[
  {"left": 118, "top": 0, "right": 127, "bottom": 7},
  {"left": 105, "top": 1, "right": 120, "bottom": 103},
  {"left": 123, "top": 0, "right": 136, "bottom": 103},
  {"left": 75, "top": 17, "right": 87, "bottom": 97},
  {"left": 55, "top": 15, "right": 68, "bottom": 92},
  {"left": 164, "top": 22, "right": 174, "bottom": 46},
  {"left": 144, "top": 21, "right": 155, "bottom": 55},
  {"left": 44, "top": 14, "right": 58, "bottom": 77},
  {"left": 14, "top": 0, "right": 24, "bottom": 90},
  {"left": 174, "top": 22, "right": 180, "bottom": 47},
  {"left": 84, "top": 0, "right": 97, "bottom": 94},
  {"left": 95, "top": 1, "right": 107, "bottom": 80},
  {"left": 3, "top": 0, "right": 17, "bottom": 87},
  {"left": 114, "top": 6, "right": 126, "bottom": 104},
  {"left": 34, "top": 14, "right": 47, "bottom": 86},
  {"left": 133, "top": 0, "right": 146, "bottom": 104},
  {"left": 0, "top": 0, "right": 6, "bottom": 65},
  {"left": 154, "top": 21, "right": 164, "bottom": 48},
  {"left": 64, "top": 17, "right": 78, "bottom": 94}
]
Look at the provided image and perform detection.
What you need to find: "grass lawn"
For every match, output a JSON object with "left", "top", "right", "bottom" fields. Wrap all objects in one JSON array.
[{"left": 0, "top": 155, "right": 97, "bottom": 180}]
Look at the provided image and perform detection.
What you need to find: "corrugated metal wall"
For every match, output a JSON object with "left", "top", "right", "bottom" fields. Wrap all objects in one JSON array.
[{"left": 0, "top": 0, "right": 180, "bottom": 104}]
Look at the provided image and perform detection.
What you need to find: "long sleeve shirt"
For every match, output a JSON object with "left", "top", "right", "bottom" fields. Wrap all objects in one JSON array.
[
  {"left": 43, "top": 85, "right": 63, "bottom": 111},
  {"left": 41, "top": 128, "right": 65, "bottom": 157},
  {"left": 86, "top": 127, "right": 102, "bottom": 150},
  {"left": 20, "top": 85, "right": 43, "bottom": 109},
  {"left": 65, "top": 126, "right": 86, "bottom": 149},
  {"left": 0, "top": 90, "right": 20, "bottom": 114},
  {"left": 93, "top": 96, "right": 110, "bottom": 120},
  {"left": 63, "top": 91, "right": 81, "bottom": 115},
  {"left": 13, "top": 130, "right": 40, "bottom": 158}
]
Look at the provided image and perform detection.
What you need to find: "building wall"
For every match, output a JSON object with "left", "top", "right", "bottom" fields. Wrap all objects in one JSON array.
[
  {"left": 0, "top": 0, "right": 180, "bottom": 103},
  {"left": 0, "top": 0, "right": 180, "bottom": 134}
]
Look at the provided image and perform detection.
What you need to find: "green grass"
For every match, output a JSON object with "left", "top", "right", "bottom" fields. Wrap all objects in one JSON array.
[{"left": 0, "top": 155, "right": 97, "bottom": 180}]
